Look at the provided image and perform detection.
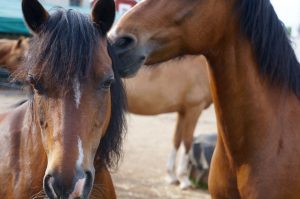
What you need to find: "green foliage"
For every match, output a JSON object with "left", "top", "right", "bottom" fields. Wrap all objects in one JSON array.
[{"left": 189, "top": 177, "right": 208, "bottom": 190}]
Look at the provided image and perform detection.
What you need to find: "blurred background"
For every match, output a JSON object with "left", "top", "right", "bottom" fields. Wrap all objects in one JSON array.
[
  {"left": 0, "top": 1, "right": 299, "bottom": 199},
  {"left": 271, "top": 0, "right": 300, "bottom": 60}
]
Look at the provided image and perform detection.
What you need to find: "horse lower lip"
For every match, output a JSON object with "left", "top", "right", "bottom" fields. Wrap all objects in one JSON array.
[
  {"left": 122, "top": 57, "right": 144, "bottom": 70},
  {"left": 125, "top": 61, "right": 143, "bottom": 72}
]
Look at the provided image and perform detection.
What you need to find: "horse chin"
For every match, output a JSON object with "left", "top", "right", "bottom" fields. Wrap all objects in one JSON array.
[{"left": 118, "top": 53, "right": 146, "bottom": 78}]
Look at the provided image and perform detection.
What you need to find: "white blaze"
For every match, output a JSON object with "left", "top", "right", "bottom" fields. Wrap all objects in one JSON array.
[
  {"left": 68, "top": 178, "right": 86, "bottom": 199},
  {"left": 73, "top": 78, "right": 81, "bottom": 108},
  {"left": 76, "top": 138, "right": 84, "bottom": 167},
  {"left": 67, "top": 138, "right": 86, "bottom": 199}
]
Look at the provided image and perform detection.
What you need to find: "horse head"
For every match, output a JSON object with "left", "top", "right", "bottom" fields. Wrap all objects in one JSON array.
[{"left": 19, "top": 0, "right": 125, "bottom": 198}]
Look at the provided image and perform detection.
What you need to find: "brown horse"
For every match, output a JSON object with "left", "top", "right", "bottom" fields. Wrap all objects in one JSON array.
[
  {"left": 0, "top": 0, "right": 126, "bottom": 198},
  {"left": 110, "top": 0, "right": 300, "bottom": 198},
  {"left": 124, "top": 55, "right": 212, "bottom": 189},
  {"left": 0, "top": 37, "right": 29, "bottom": 71}
]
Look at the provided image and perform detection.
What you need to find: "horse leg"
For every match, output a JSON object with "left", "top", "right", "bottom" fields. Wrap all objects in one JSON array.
[
  {"left": 90, "top": 165, "right": 116, "bottom": 199},
  {"left": 165, "top": 112, "right": 184, "bottom": 184},
  {"left": 177, "top": 106, "right": 202, "bottom": 189}
]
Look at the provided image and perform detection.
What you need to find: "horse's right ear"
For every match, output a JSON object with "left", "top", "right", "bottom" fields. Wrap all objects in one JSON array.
[{"left": 22, "top": 0, "right": 49, "bottom": 34}]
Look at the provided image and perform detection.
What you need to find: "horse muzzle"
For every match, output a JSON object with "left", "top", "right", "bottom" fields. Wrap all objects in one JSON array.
[
  {"left": 109, "top": 32, "right": 148, "bottom": 78},
  {"left": 43, "top": 170, "right": 93, "bottom": 199}
]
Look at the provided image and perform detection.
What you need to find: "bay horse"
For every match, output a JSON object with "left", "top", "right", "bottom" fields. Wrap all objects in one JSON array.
[
  {"left": 110, "top": 0, "right": 300, "bottom": 198},
  {"left": 0, "top": 37, "right": 29, "bottom": 71},
  {"left": 124, "top": 55, "right": 212, "bottom": 189},
  {"left": 0, "top": 0, "right": 126, "bottom": 198}
]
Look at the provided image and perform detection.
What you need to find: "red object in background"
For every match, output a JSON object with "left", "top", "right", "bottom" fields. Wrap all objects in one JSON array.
[{"left": 115, "top": 0, "right": 137, "bottom": 11}]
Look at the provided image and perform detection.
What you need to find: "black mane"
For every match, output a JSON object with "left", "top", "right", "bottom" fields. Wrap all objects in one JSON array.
[
  {"left": 236, "top": 0, "right": 300, "bottom": 97},
  {"left": 98, "top": 43, "right": 127, "bottom": 168},
  {"left": 17, "top": 8, "right": 126, "bottom": 168},
  {"left": 22, "top": 8, "right": 99, "bottom": 91}
]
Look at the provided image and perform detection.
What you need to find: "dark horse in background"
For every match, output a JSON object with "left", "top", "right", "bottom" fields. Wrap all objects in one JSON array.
[
  {"left": 110, "top": 0, "right": 300, "bottom": 198},
  {"left": 0, "top": 0, "right": 126, "bottom": 198}
]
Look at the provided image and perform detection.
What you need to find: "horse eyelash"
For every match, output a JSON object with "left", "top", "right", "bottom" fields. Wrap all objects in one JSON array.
[
  {"left": 27, "top": 75, "right": 45, "bottom": 94},
  {"left": 99, "top": 76, "right": 115, "bottom": 90}
]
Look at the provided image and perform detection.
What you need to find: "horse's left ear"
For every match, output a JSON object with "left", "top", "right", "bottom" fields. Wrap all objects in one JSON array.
[{"left": 91, "top": 0, "right": 115, "bottom": 35}]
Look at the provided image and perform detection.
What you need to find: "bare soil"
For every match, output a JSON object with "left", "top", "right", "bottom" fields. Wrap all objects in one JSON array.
[{"left": 0, "top": 89, "right": 215, "bottom": 199}]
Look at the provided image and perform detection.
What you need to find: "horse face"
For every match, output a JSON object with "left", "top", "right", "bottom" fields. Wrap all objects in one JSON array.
[
  {"left": 109, "top": 0, "right": 233, "bottom": 77},
  {"left": 22, "top": 0, "right": 116, "bottom": 198},
  {"left": 33, "top": 41, "right": 113, "bottom": 199}
]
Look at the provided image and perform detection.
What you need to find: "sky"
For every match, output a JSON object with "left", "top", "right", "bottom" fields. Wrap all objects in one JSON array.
[{"left": 271, "top": 0, "right": 300, "bottom": 37}]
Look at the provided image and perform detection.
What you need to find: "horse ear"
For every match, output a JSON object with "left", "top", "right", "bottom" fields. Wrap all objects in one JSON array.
[
  {"left": 22, "top": 0, "right": 49, "bottom": 34},
  {"left": 91, "top": 0, "right": 116, "bottom": 35},
  {"left": 15, "top": 37, "right": 25, "bottom": 48}
]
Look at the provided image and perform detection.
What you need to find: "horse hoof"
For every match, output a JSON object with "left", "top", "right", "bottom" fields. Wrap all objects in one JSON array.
[
  {"left": 179, "top": 177, "right": 192, "bottom": 190},
  {"left": 165, "top": 174, "right": 179, "bottom": 184}
]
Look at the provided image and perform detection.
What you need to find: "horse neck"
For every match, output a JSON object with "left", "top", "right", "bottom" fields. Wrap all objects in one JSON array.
[
  {"left": 205, "top": 32, "right": 300, "bottom": 165},
  {"left": 0, "top": 103, "right": 47, "bottom": 196},
  {"left": 21, "top": 105, "right": 47, "bottom": 165}
]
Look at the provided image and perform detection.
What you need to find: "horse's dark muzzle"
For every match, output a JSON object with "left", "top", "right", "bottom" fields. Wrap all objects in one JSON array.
[{"left": 43, "top": 170, "right": 93, "bottom": 199}]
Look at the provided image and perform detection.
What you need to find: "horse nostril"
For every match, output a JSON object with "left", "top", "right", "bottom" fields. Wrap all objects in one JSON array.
[
  {"left": 44, "top": 174, "right": 58, "bottom": 199},
  {"left": 84, "top": 171, "right": 93, "bottom": 193},
  {"left": 114, "top": 34, "right": 137, "bottom": 51}
]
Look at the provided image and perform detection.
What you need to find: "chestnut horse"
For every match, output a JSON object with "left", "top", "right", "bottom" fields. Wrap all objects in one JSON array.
[
  {"left": 0, "top": 0, "right": 126, "bottom": 198},
  {"left": 0, "top": 37, "right": 29, "bottom": 71},
  {"left": 110, "top": 0, "right": 300, "bottom": 198},
  {"left": 124, "top": 55, "right": 212, "bottom": 189}
]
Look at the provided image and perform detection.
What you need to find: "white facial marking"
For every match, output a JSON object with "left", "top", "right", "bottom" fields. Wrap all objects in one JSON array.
[
  {"left": 76, "top": 138, "right": 84, "bottom": 167},
  {"left": 48, "top": 177, "right": 58, "bottom": 198},
  {"left": 68, "top": 178, "right": 86, "bottom": 199},
  {"left": 73, "top": 78, "right": 81, "bottom": 108}
]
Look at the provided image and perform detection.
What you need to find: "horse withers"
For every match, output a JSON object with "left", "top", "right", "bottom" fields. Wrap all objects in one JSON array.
[
  {"left": 110, "top": 0, "right": 300, "bottom": 198},
  {"left": 0, "top": 0, "right": 126, "bottom": 198}
]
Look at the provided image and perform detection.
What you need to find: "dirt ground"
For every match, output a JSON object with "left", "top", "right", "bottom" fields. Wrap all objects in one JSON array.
[
  {"left": 0, "top": 89, "right": 215, "bottom": 199},
  {"left": 112, "top": 108, "right": 216, "bottom": 199}
]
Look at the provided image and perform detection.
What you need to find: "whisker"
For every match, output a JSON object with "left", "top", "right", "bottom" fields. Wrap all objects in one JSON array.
[{"left": 30, "top": 189, "right": 49, "bottom": 199}]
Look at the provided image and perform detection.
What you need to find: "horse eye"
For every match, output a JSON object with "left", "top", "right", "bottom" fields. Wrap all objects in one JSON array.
[
  {"left": 27, "top": 75, "right": 44, "bottom": 94},
  {"left": 100, "top": 77, "right": 115, "bottom": 90}
]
